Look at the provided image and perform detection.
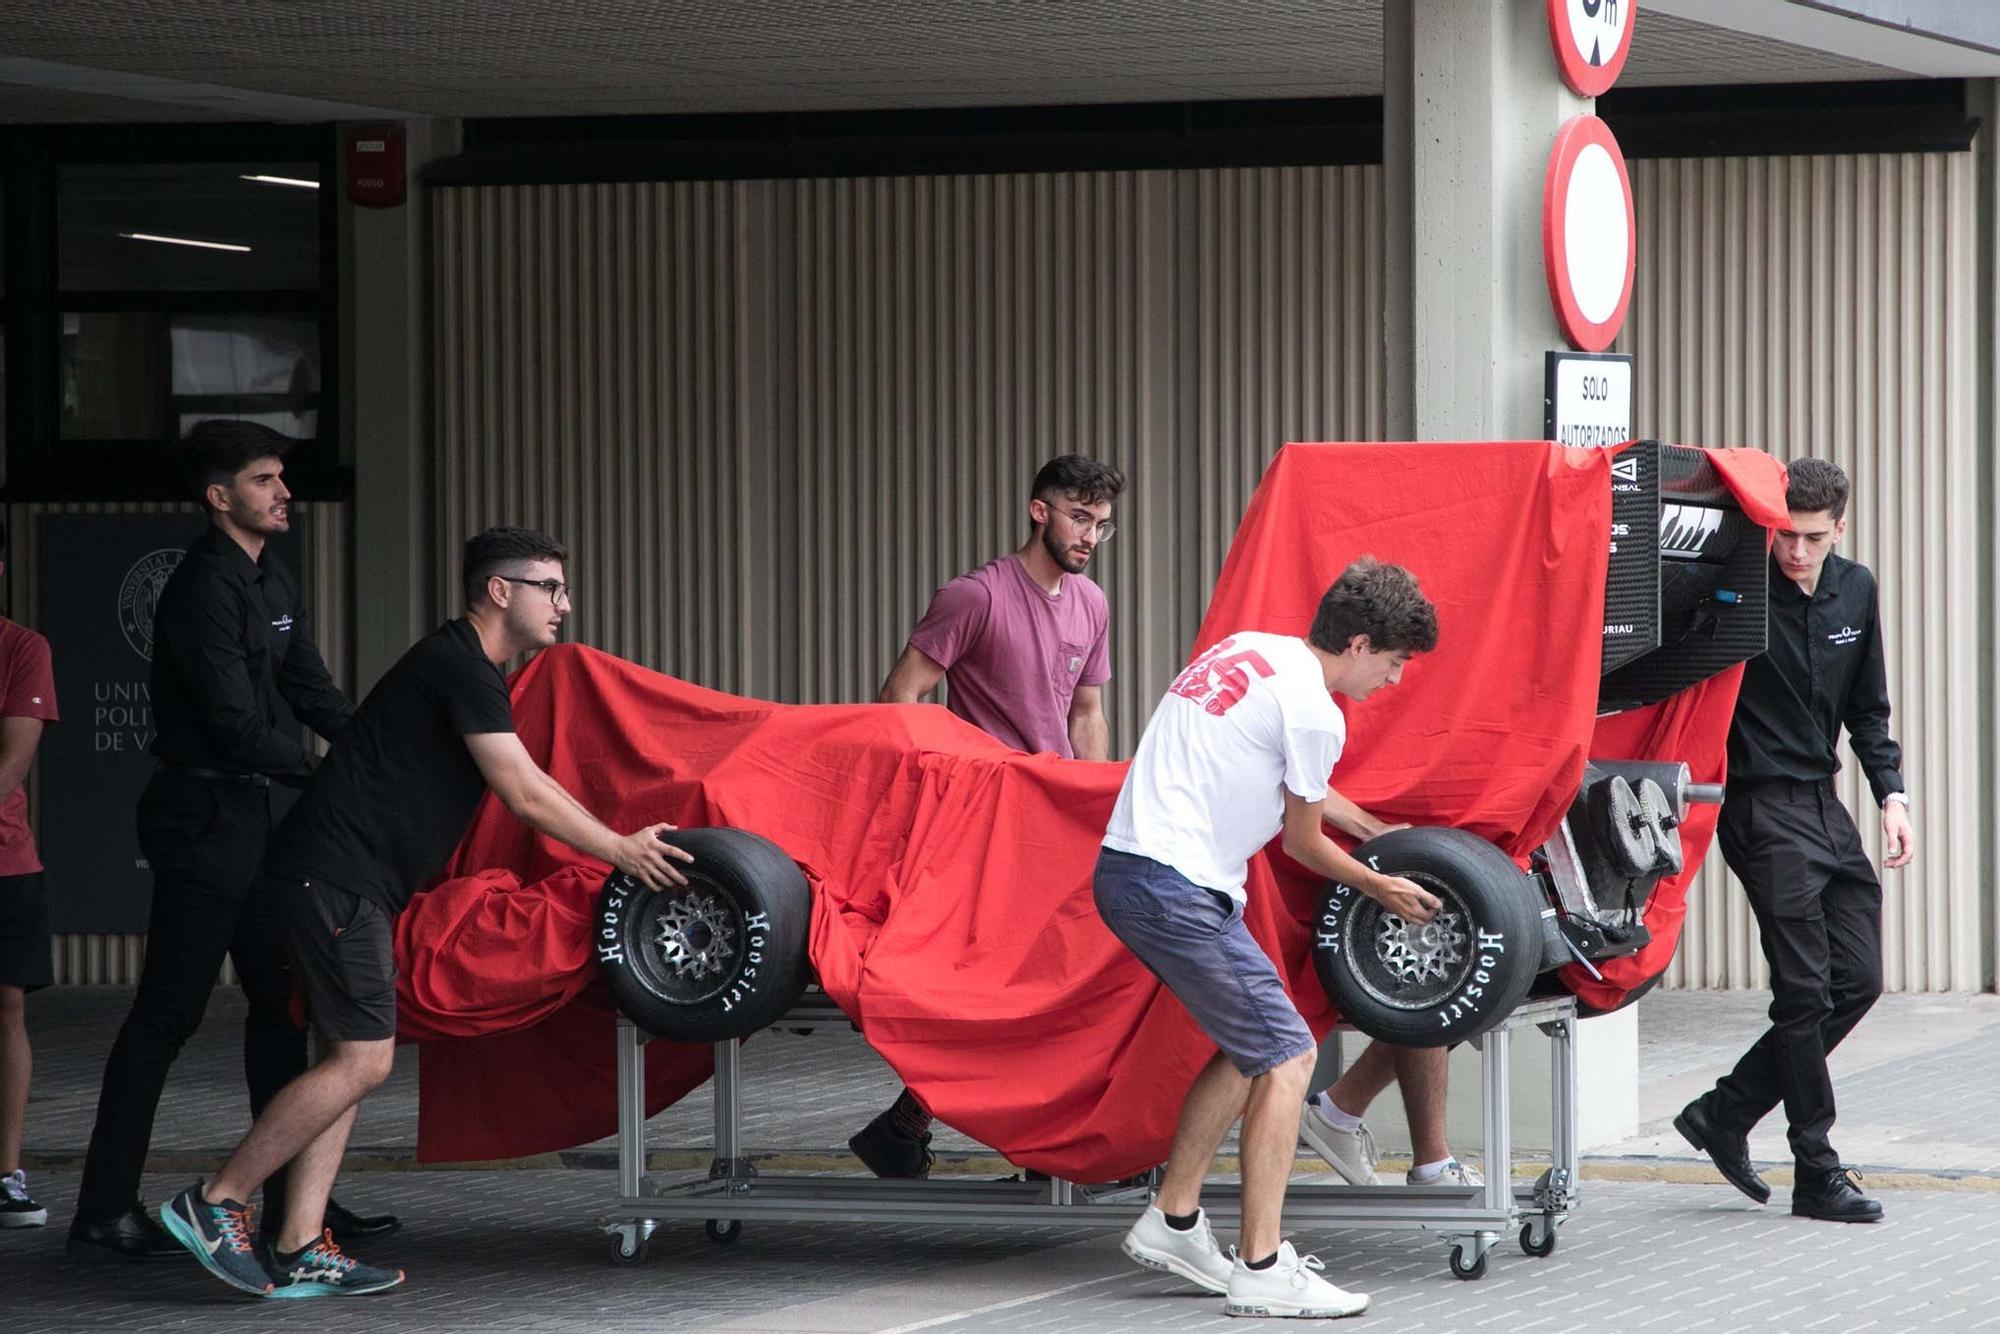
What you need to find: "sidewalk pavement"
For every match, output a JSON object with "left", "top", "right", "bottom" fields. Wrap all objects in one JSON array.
[
  {"left": 23, "top": 986, "right": 2000, "bottom": 1181},
  {"left": 7, "top": 987, "right": 1998, "bottom": 1333}
]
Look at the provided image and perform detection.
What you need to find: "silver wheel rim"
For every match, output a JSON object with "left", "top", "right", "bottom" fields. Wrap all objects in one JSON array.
[
  {"left": 1340, "top": 874, "right": 1479, "bottom": 1012},
  {"left": 635, "top": 882, "right": 743, "bottom": 1004}
]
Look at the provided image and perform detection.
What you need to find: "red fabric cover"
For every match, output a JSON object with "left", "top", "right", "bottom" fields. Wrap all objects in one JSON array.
[{"left": 401, "top": 441, "right": 1785, "bottom": 1171}]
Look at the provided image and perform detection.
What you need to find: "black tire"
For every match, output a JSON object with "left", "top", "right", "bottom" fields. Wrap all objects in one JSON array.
[
  {"left": 595, "top": 827, "right": 811, "bottom": 1042},
  {"left": 610, "top": 1232, "right": 648, "bottom": 1265},
  {"left": 1450, "top": 1244, "right": 1488, "bottom": 1280},
  {"left": 704, "top": 1218, "right": 741, "bottom": 1245},
  {"left": 1521, "top": 1219, "right": 1557, "bottom": 1257},
  {"left": 1311, "top": 828, "right": 1544, "bottom": 1048}
]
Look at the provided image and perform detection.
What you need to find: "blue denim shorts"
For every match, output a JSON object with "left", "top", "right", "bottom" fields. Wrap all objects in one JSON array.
[{"left": 1093, "top": 847, "right": 1316, "bottom": 1078}]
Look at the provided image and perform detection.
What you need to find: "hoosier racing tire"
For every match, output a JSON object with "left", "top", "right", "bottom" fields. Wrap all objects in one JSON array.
[
  {"left": 594, "top": 827, "right": 811, "bottom": 1042},
  {"left": 1311, "top": 827, "right": 1543, "bottom": 1047}
]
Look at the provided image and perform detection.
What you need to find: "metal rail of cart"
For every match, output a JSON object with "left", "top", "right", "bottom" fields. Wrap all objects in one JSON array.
[{"left": 603, "top": 992, "right": 1580, "bottom": 1280}]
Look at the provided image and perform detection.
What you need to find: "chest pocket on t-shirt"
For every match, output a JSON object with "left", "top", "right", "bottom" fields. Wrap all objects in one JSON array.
[{"left": 1053, "top": 639, "right": 1089, "bottom": 697}]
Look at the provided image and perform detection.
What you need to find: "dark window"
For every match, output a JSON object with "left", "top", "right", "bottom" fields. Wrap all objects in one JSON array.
[
  {"left": 59, "top": 162, "right": 320, "bottom": 291},
  {"left": 4, "top": 128, "right": 341, "bottom": 501},
  {"left": 60, "top": 311, "right": 320, "bottom": 441}
]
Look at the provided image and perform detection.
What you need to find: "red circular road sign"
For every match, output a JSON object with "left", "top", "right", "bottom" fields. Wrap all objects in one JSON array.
[
  {"left": 1542, "top": 114, "right": 1635, "bottom": 353},
  {"left": 1546, "top": 0, "right": 1636, "bottom": 97}
]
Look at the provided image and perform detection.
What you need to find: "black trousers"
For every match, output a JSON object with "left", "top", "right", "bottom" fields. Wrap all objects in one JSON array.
[
  {"left": 74, "top": 770, "right": 308, "bottom": 1224},
  {"left": 1706, "top": 777, "right": 1883, "bottom": 1177}
]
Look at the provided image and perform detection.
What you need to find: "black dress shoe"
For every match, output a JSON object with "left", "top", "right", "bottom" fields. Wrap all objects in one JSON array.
[
  {"left": 1674, "top": 1100, "right": 1771, "bottom": 1204},
  {"left": 65, "top": 1204, "right": 183, "bottom": 1261},
  {"left": 324, "top": 1196, "right": 402, "bottom": 1242},
  {"left": 1792, "top": 1165, "right": 1884, "bottom": 1223}
]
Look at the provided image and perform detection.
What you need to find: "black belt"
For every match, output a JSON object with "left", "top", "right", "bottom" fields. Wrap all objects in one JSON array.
[
  {"left": 158, "top": 761, "right": 272, "bottom": 788},
  {"left": 1727, "top": 775, "right": 1833, "bottom": 800}
]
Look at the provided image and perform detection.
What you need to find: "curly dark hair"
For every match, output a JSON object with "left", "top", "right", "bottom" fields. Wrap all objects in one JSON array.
[
  {"left": 1785, "top": 457, "right": 1850, "bottom": 521},
  {"left": 462, "top": 526, "right": 570, "bottom": 607},
  {"left": 1031, "top": 455, "right": 1127, "bottom": 507},
  {"left": 1309, "top": 558, "right": 1439, "bottom": 656}
]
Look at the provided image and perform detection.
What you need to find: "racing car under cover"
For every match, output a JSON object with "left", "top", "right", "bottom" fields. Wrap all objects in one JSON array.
[{"left": 394, "top": 440, "right": 1786, "bottom": 1180}]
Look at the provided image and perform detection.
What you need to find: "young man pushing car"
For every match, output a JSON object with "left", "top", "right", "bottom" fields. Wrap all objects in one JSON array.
[{"left": 1094, "top": 558, "right": 1439, "bottom": 1319}]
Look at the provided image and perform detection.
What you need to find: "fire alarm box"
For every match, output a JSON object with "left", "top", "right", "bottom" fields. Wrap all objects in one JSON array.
[{"left": 344, "top": 123, "right": 406, "bottom": 208}]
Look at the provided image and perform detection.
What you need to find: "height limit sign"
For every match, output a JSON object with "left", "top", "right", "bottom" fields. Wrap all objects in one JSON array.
[{"left": 1544, "top": 351, "right": 1633, "bottom": 448}]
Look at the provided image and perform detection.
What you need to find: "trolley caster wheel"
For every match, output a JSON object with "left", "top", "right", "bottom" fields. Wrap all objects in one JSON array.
[
  {"left": 705, "top": 1218, "right": 742, "bottom": 1245},
  {"left": 611, "top": 1233, "right": 649, "bottom": 1266},
  {"left": 1521, "top": 1218, "right": 1557, "bottom": 1257},
  {"left": 1450, "top": 1244, "right": 1489, "bottom": 1280}
]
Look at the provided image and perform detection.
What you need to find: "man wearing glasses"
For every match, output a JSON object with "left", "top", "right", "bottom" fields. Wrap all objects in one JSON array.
[
  {"left": 851, "top": 455, "right": 1125, "bottom": 1177},
  {"left": 161, "top": 526, "right": 692, "bottom": 1297}
]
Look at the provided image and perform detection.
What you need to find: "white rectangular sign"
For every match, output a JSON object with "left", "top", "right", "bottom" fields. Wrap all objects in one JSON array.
[{"left": 1544, "top": 351, "right": 1634, "bottom": 448}]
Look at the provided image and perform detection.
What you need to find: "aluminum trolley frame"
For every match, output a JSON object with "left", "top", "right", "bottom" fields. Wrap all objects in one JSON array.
[{"left": 604, "top": 993, "right": 1580, "bottom": 1279}]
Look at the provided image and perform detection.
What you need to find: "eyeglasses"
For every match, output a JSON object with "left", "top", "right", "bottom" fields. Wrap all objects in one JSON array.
[
  {"left": 1042, "top": 504, "right": 1117, "bottom": 541},
  {"left": 499, "top": 576, "right": 572, "bottom": 607}
]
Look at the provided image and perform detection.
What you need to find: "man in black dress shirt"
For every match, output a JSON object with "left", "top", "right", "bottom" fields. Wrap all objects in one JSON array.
[
  {"left": 1674, "top": 457, "right": 1914, "bottom": 1224},
  {"left": 70, "top": 421, "right": 394, "bottom": 1260}
]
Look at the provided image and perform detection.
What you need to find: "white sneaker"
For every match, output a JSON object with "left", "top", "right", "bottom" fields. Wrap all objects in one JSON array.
[
  {"left": 1223, "top": 1241, "right": 1369, "bottom": 1319},
  {"left": 1407, "top": 1157, "right": 1483, "bottom": 1187},
  {"left": 1121, "top": 1204, "right": 1234, "bottom": 1294},
  {"left": 1299, "top": 1100, "right": 1380, "bottom": 1186}
]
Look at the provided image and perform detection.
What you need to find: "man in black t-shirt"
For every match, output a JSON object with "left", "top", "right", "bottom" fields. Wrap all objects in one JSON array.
[{"left": 159, "top": 527, "right": 692, "bottom": 1298}]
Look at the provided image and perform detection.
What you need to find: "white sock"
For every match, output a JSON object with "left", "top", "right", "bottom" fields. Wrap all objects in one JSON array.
[
  {"left": 1311, "top": 1092, "right": 1365, "bottom": 1130},
  {"left": 1409, "top": 1157, "right": 1454, "bottom": 1182}
]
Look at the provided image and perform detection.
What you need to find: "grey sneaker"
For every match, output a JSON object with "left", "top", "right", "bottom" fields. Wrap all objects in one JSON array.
[
  {"left": 1408, "top": 1157, "right": 1483, "bottom": 1187},
  {"left": 1120, "top": 1204, "right": 1233, "bottom": 1294},
  {"left": 1223, "top": 1241, "right": 1369, "bottom": 1319},
  {"left": 268, "top": 1230, "right": 407, "bottom": 1298},
  {"left": 1298, "top": 1100, "right": 1380, "bottom": 1186},
  {"left": 0, "top": 1169, "right": 46, "bottom": 1227}
]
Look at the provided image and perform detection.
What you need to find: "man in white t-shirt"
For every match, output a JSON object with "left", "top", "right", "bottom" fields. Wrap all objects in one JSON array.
[{"left": 1096, "top": 559, "right": 1439, "bottom": 1319}]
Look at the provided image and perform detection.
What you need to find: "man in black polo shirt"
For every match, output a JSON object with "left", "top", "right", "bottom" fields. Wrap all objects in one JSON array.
[
  {"left": 71, "top": 421, "right": 394, "bottom": 1261},
  {"left": 161, "top": 526, "right": 692, "bottom": 1297},
  {"left": 1675, "top": 458, "right": 1913, "bottom": 1224}
]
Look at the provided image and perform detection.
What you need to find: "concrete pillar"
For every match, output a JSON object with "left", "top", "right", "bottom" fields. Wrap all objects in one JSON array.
[
  {"left": 1384, "top": 0, "right": 1587, "bottom": 440},
  {"left": 341, "top": 118, "right": 461, "bottom": 690},
  {"left": 1330, "top": 0, "right": 1639, "bottom": 1159}
]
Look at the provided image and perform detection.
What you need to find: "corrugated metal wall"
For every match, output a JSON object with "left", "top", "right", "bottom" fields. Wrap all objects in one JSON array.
[
  {"left": 435, "top": 152, "right": 1982, "bottom": 991},
  {"left": 1629, "top": 154, "right": 1984, "bottom": 993},
  {"left": 434, "top": 167, "right": 1383, "bottom": 747},
  {"left": 16, "top": 502, "right": 354, "bottom": 985}
]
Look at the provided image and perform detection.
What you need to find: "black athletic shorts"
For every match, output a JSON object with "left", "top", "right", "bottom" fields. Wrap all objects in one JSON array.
[
  {"left": 275, "top": 874, "right": 397, "bottom": 1042},
  {"left": 0, "top": 871, "right": 52, "bottom": 991}
]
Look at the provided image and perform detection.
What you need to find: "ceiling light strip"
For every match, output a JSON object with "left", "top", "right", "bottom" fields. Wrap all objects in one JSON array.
[{"left": 118, "top": 231, "right": 252, "bottom": 253}]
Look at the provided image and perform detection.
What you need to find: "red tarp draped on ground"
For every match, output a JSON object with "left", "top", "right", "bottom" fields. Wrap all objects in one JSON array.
[{"left": 400, "top": 441, "right": 1785, "bottom": 1172}]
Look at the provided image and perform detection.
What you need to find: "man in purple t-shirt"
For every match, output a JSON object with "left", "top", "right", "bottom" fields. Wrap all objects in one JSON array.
[{"left": 851, "top": 455, "right": 1125, "bottom": 1177}]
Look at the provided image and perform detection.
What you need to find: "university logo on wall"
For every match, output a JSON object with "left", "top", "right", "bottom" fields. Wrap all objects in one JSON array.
[{"left": 116, "top": 549, "right": 183, "bottom": 662}]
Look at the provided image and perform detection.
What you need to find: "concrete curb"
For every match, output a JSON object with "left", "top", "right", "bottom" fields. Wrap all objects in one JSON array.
[{"left": 27, "top": 1148, "right": 2000, "bottom": 1192}]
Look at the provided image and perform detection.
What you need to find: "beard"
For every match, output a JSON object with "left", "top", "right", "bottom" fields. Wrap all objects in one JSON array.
[{"left": 1041, "top": 523, "right": 1090, "bottom": 574}]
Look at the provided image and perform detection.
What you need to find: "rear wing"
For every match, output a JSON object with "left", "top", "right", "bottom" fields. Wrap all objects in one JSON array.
[{"left": 1598, "top": 440, "right": 1770, "bottom": 714}]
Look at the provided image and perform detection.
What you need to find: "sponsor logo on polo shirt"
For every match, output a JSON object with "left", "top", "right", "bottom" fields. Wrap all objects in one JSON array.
[{"left": 1827, "top": 624, "right": 1862, "bottom": 646}]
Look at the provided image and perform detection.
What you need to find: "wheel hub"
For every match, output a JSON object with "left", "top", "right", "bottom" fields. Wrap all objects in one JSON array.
[
  {"left": 1375, "top": 909, "right": 1467, "bottom": 985},
  {"left": 652, "top": 889, "right": 741, "bottom": 986}
]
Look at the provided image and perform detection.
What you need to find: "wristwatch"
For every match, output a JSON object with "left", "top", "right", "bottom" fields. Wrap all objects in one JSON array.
[{"left": 1883, "top": 791, "right": 1911, "bottom": 812}]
